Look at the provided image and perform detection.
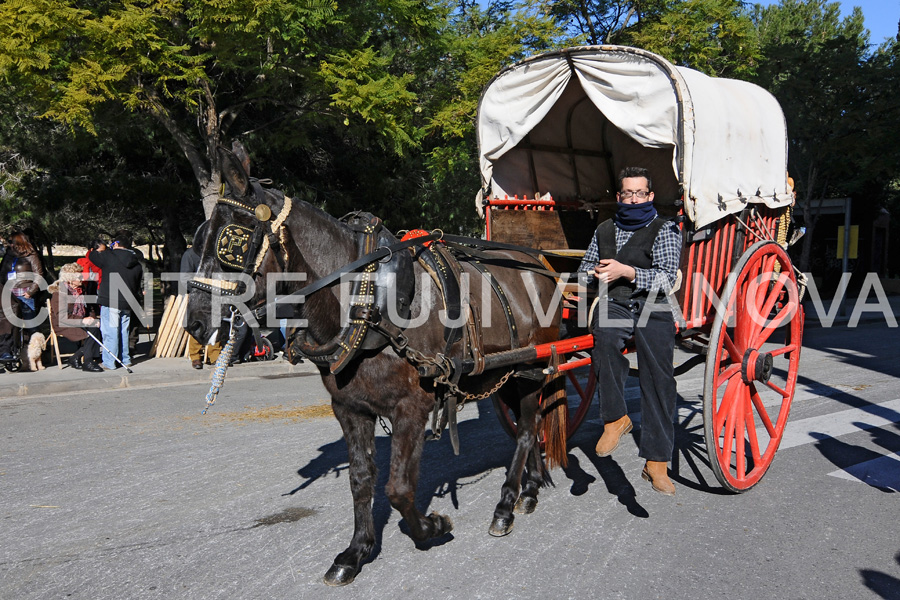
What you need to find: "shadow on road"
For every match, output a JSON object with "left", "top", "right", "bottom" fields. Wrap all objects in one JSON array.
[{"left": 859, "top": 550, "right": 900, "bottom": 599}]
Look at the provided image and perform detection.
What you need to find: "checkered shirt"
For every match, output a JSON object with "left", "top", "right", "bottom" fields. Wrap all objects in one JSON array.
[{"left": 578, "top": 217, "right": 682, "bottom": 298}]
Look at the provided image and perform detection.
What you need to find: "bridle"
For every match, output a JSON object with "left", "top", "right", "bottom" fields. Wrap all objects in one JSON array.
[{"left": 187, "top": 180, "right": 293, "bottom": 299}]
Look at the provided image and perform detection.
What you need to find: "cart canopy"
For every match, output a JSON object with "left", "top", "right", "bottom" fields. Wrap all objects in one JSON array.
[{"left": 477, "top": 46, "right": 793, "bottom": 228}]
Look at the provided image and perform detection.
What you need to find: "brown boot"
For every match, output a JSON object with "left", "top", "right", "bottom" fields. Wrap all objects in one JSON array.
[
  {"left": 641, "top": 460, "right": 676, "bottom": 496},
  {"left": 594, "top": 415, "right": 633, "bottom": 457}
]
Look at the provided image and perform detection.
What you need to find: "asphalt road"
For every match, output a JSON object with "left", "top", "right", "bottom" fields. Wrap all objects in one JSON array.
[{"left": 2, "top": 321, "right": 899, "bottom": 599}]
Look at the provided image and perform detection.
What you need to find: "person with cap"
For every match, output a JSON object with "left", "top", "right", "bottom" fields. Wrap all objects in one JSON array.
[{"left": 578, "top": 166, "right": 682, "bottom": 496}]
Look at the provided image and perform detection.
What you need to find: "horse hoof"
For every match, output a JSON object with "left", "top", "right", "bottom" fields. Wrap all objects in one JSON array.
[
  {"left": 323, "top": 564, "right": 358, "bottom": 586},
  {"left": 488, "top": 516, "right": 514, "bottom": 537},
  {"left": 430, "top": 512, "right": 454, "bottom": 535},
  {"left": 513, "top": 496, "right": 537, "bottom": 515}
]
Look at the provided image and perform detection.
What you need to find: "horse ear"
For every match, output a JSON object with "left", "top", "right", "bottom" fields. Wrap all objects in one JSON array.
[
  {"left": 218, "top": 146, "right": 250, "bottom": 198},
  {"left": 231, "top": 140, "right": 251, "bottom": 177}
]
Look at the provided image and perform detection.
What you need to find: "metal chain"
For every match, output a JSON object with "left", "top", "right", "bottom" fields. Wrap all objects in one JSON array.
[
  {"left": 442, "top": 368, "right": 514, "bottom": 405},
  {"left": 397, "top": 339, "right": 514, "bottom": 403}
]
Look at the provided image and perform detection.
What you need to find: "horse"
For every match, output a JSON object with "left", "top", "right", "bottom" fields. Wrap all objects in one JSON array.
[{"left": 185, "top": 143, "right": 567, "bottom": 586}]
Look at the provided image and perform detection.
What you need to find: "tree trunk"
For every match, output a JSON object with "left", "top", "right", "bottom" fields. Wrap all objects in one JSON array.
[
  {"left": 160, "top": 209, "right": 187, "bottom": 296},
  {"left": 201, "top": 176, "right": 222, "bottom": 219}
]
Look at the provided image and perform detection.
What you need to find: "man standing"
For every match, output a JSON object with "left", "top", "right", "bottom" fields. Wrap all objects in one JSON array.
[
  {"left": 579, "top": 167, "right": 682, "bottom": 495},
  {"left": 89, "top": 230, "right": 144, "bottom": 370}
]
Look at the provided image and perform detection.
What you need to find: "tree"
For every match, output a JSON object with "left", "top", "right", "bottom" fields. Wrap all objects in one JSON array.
[
  {"left": 546, "top": 0, "right": 667, "bottom": 45},
  {"left": 628, "top": 0, "right": 761, "bottom": 77},
  {"left": 751, "top": 0, "right": 898, "bottom": 273},
  {"left": 418, "top": 0, "right": 573, "bottom": 232},
  {"left": 0, "top": 0, "right": 426, "bottom": 218}
]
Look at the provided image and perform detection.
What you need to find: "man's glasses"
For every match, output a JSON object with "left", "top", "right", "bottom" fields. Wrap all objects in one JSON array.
[{"left": 619, "top": 190, "right": 650, "bottom": 199}]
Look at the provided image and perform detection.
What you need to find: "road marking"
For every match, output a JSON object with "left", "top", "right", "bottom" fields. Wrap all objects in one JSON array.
[
  {"left": 828, "top": 453, "right": 900, "bottom": 491},
  {"left": 778, "top": 398, "right": 900, "bottom": 450}
]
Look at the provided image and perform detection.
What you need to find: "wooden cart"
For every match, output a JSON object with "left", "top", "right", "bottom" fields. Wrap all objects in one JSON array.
[{"left": 477, "top": 46, "right": 806, "bottom": 492}]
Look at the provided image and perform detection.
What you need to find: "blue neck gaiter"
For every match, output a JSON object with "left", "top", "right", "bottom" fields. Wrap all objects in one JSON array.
[{"left": 614, "top": 201, "right": 657, "bottom": 231}]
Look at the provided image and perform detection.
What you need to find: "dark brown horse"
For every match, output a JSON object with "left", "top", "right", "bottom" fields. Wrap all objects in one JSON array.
[{"left": 185, "top": 145, "right": 566, "bottom": 586}]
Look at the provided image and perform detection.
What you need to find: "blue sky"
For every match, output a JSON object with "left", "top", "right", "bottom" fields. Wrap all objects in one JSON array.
[
  {"left": 838, "top": 0, "right": 898, "bottom": 44},
  {"left": 764, "top": 0, "right": 899, "bottom": 45}
]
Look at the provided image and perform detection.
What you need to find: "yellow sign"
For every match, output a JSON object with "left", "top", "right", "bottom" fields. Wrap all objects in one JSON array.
[{"left": 836, "top": 225, "right": 858, "bottom": 259}]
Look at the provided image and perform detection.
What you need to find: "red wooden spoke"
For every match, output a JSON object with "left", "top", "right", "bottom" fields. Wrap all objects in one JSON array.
[
  {"left": 767, "top": 344, "right": 798, "bottom": 358},
  {"left": 753, "top": 303, "right": 797, "bottom": 347},
  {"left": 749, "top": 384, "right": 777, "bottom": 437},
  {"left": 745, "top": 405, "right": 763, "bottom": 464},
  {"left": 749, "top": 272, "right": 790, "bottom": 343},
  {"left": 566, "top": 370, "right": 586, "bottom": 398},
  {"left": 735, "top": 386, "right": 747, "bottom": 478},
  {"left": 763, "top": 379, "right": 790, "bottom": 399},
  {"left": 718, "top": 363, "right": 741, "bottom": 383},
  {"left": 751, "top": 254, "right": 774, "bottom": 311},
  {"left": 719, "top": 383, "right": 741, "bottom": 464},
  {"left": 721, "top": 331, "right": 743, "bottom": 364},
  {"left": 714, "top": 372, "right": 741, "bottom": 433}
]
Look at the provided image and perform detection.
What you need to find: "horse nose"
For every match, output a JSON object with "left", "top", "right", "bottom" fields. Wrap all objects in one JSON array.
[{"left": 187, "top": 320, "right": 207, "bottom": 343}]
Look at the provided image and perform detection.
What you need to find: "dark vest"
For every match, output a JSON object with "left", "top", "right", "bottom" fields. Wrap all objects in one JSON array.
[{"left": 596, "top": 217, "right": 667, "bottom": 302}]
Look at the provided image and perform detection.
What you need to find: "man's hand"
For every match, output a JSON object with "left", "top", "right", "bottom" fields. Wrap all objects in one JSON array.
[{"left": 594, "top": 259, "right": 636, "bottom": 283}]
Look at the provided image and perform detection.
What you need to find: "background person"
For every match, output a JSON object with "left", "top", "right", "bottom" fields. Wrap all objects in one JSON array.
[
  {"left": 0, "top": 231, "right": 45, "bottom": 358},
  {"left": 88, "top": 230, "right": 144, "bottom": 370},
  {"left": 578, "top": 166, "right": 682, "bottom": 496},
  {"left": 180, "top": 221, "right": 221, "bottom": 369},
  {"left": 49, "top": 263, "right": 103, "bottom": 372}
]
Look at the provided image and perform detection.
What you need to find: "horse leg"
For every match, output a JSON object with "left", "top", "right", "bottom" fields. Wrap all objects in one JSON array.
[
  {"left": 384, "top": 408, "right": 454, "bottom": 543},
  {"left": 323, "top": 402, "right": 377, "bottom": 587},
  {"left": 514, "top": 441, "right": 552, "bottom": 515},
  {"left": 489, "top": 385, "right": 541, "bottom": 536}
]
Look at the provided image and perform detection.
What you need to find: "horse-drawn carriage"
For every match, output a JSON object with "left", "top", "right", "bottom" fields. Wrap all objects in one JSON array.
[
  {"left": 477, "top": 45, "right": 805, "bottom": 493},
  {"left": 185, "top": 45, "right": 805, "bottom": 585}
]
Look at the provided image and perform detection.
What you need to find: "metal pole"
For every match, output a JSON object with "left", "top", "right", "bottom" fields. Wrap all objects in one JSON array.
[{"left": 841, "top": 198, "right": 852, "bottom": 316}]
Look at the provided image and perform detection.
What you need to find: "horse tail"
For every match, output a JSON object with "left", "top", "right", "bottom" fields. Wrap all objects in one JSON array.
[{"left": 541, "top": 350, "right": 568, "bottom": 469}]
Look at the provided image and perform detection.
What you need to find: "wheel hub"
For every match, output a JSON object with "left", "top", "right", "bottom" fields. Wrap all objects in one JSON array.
[{"left": 742, "top": 348, "right": 773, "bottom": 384}]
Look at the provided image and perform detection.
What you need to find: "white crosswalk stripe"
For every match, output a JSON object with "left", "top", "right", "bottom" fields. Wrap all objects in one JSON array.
[{"left": 778, "top": 398, "right": 900, "bottom": 450}]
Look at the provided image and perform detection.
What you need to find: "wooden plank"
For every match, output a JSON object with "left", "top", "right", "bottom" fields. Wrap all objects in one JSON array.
[
  {"left": 161, "top": 295, "right": 187, "bottom": 358},
  {"left": 166, "top": 295, "right": 189, "bottom": 358},
  {"left": 150, "top": 295, "right": 176, "bottom": 357}
]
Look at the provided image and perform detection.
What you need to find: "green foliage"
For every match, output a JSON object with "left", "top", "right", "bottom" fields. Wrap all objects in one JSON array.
[
  {"left": 319, "top": 48, "right": 419, "bottom": 154},
  {"left": 629, "top": 0, "right": 761, "bottom": 77},
  {"left": 752, "top": 0, "right": 879, "bottom": 194},
  {"left": 0, "top": 0, "right": 898, "bottom": 251}
]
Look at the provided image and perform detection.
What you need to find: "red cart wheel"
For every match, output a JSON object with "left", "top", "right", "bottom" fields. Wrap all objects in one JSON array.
[
  {"left": 704, "top": 241, "right": 804, "bottom": 492},
  {"left": 492, "top": 366, "right": 595, "bottom": 442}
]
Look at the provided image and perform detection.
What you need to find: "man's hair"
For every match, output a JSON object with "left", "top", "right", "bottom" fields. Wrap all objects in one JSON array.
[
  {"left": 617, "top": 167, "right": 653, "bottom": 192},
  {"left": 112, "top": 229, "right": 133, "bottom": 248}
]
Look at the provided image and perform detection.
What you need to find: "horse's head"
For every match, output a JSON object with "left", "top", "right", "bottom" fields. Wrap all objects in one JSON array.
[{"left": 185, "top": 142, "right": 293, "bottom": 345}]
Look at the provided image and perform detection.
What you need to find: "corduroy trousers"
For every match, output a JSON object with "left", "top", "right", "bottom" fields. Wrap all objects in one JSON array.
[{"left": 591, "top": 298, "right": 677, "bottom": 462}]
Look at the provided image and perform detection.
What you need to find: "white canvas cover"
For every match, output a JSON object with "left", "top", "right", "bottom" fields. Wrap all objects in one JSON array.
[{"left": 477, "top": 46, "right": 794, "bottom": 228}]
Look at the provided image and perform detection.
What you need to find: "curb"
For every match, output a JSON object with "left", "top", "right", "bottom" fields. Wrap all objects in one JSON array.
[{"left": 0, "top": 357, "right": 320, "bottom": 399}]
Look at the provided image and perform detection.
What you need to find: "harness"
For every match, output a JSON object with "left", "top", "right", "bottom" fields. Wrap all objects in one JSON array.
[{"left": 189, "top": 185, "right": 566, "bottom": 452}]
